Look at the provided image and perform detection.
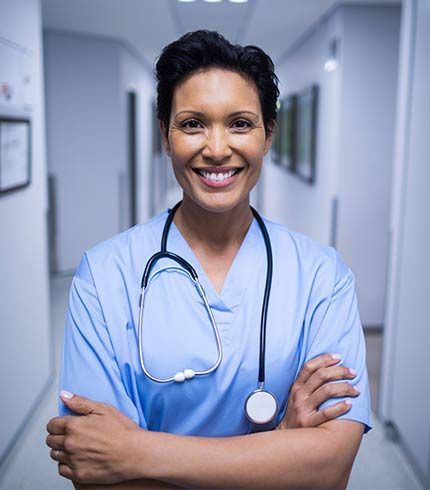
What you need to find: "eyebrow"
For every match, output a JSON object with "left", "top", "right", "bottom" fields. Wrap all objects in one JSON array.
[{"left": 174, "top": 110, "right": 259, "bottom": 119}]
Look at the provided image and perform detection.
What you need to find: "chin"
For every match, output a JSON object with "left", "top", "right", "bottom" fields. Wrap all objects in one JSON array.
[{"left": 185, "top": 190, "right": 249, "bottom": 214}]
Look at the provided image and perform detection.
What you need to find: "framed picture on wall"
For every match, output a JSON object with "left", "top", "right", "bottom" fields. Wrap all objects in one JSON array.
[
  {"left": 295, "top": 85, "right": 318, "bottom": 184},
  {"left": 0, "top": 117, "right": 31, "bottom": 194},
  {"left": 280, "top": 94, "right": 297, "bottom": 172}
]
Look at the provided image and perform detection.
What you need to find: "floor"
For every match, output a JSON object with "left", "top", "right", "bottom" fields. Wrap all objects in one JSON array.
[{"left": 0, "top": 275, "right": 425, "bottom": 489}]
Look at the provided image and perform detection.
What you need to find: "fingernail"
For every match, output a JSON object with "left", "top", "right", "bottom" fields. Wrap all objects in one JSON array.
[
  {"left": 60, "top": 390, "right": 74, "bottom": 400},
  {"left": 349, "top": 368, "right": 357, "bottom": 375},
  {"left": 331, "top": 354, "right": 341, "bottom": 360},
  {"left": 354, "top": 387, "right": 361, "bottom": 394},
  {"left": 345, "top": 400, "right": 352, "bottom": 406}
]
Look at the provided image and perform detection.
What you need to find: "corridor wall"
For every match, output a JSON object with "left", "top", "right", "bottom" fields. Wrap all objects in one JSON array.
[
  {"left": 0, "top": 0, "right": 52, "bottom": 464},
  {"left": 262, "top": 4, "right": 401, "bottom": 328},
  {"left": 380, "top": 0, "right": 430, "bottom": 486},
  {"left": 44, "top": 31, "right": 155, "bottom": 273}
]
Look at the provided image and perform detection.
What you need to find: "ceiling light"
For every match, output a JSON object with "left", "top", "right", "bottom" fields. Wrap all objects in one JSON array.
[
  {"left": 203, "top": 0, "right": 224, "bottom": 3},
  {"left": 229, "top": 0, "right": 249, "bottom": 3}
]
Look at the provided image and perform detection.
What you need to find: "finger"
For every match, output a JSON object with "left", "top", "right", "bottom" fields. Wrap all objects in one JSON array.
[
  {"left": 46, "top": 416, "right": 73, "bottom": 435},
  {"left": 60, "top": 391, "right": 103, "bottom": 416},
  {"left": 295, "top": 354, "right": 342, "bottom": 386},
  {"left": 50, "top": 448, "right": 71, "bottom": 465},
  {"left": 311, "top": 381, "right": 360, "bottom": 407},
  {"left": 305, "top": 365, "right": 357, "bottom": 394},
  {"left": 58, "top": 462, "right": 74, "bottom": 481},
  {"left": 313, "top": 400, "right": 353, "bottom": 426},
  {"left": 46, "top": 434, "right": 66, "bottom": 450}
]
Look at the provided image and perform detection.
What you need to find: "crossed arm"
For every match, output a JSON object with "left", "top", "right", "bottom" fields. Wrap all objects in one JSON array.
[
  {"left": 48, "top": 354, "right": 365, "bottom": 489},
  {"left": 74, "top": 418, "right": 363, "bottom": 490}
]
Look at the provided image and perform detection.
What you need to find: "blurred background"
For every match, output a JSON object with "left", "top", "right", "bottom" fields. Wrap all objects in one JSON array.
[{"left": 0, "top": 0, "right": 428, "bottom": 488}]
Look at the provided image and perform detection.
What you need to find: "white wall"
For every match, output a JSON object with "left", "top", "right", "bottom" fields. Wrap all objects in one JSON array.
[
  {"left": 0, "top": 0, "right": 52, "bottom": 463},
  {"left": 44, "top": 32, "right": 155, "bottom": 272},
  {"left": 380, "top": 0, "right": 430, "bottom": 485},
  {"left": 262, "top": 5, "right": 400, "bottom": 327},
  {"left": 337, "top": 5, "right": 400, "bottom": 328},
  {"left": 263, "top": 11, "right": 342, "bottom": 245},
  {"left": 44, "top": 32, "right": 123, "bottom": 272},
  {"left": 120, "top": 48, "right": 156, "bottom": 224}
]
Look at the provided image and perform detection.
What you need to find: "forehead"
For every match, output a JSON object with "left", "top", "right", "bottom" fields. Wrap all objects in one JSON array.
[{"left": 172, "top": 68, "right": 261, "bottom": 114}]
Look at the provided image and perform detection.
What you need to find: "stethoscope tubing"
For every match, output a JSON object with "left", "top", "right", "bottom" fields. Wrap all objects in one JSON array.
[
  {"left": 250, "top": 207, "right": 273, "bottom": 385},
  {"left": 138, "top": 200, "right": 273, "bottom": 394},
  {"left": 138, "top": 264, "right": 223, "bottom": 383}
]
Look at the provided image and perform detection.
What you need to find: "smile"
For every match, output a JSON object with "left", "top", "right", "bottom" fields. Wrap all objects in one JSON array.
[{"left": 192, "top": 168, "right": 244, "bottom": 188}]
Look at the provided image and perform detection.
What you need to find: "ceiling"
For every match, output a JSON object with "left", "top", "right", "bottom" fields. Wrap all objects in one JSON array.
[{"left": 41, "top": 0, "right": 400, "bottom": 69}]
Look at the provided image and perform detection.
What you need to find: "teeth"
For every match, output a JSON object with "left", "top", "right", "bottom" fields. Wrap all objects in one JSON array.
[{"left": 200, "top": 170, "right": 236, "bottom": 182}]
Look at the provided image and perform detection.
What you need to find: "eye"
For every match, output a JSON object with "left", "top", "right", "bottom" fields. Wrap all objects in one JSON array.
[
  {"left": 232, "top": 119, "right": 252, "bottom": 130},
  {"left": 181, "top": 119, "right": 203, "bottom": 130}
]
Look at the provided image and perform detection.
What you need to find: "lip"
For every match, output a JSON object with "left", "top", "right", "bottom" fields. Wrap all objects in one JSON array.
[
  {"left": 192, "top": 167, "right": 244, "bottom": 188},
  {"left": 192, "top": 166, "right": 243, "bottom": 173}
]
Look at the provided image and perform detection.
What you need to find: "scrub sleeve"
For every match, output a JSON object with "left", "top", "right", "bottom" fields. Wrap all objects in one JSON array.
[
  {"left": 58, "top": 253, "right": 146, "bottom": 427},
  {"left": 301, "top": 249, "right": 372, "bottom": 433}
]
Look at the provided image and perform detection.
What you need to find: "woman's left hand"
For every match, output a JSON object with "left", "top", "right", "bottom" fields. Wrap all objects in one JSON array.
[{"left": 46, "top": 392, "right": 144, "bottom": 484}]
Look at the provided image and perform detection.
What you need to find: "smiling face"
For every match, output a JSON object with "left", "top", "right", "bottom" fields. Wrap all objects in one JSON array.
[{"left": 160, "top": 68, "right": 273, "bottom": 214}]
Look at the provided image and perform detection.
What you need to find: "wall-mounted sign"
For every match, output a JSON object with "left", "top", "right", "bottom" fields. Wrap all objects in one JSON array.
[
  {"left": 0, "top": 40, "right": 34, "bottom": 109},
  {"left": 0, "top": 117, "right": 31, "bottom": 194}
]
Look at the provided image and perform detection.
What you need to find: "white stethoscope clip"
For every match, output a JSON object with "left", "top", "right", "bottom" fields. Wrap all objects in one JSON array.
[
  {"left": 245, "top": 386, "right": 278, "bottom": 425},
  {"left": 173, "top": 369, "right": 196, "bottom": 382}
]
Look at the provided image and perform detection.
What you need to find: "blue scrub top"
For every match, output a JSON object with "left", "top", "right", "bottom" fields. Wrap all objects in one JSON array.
[{"left": 59, "top": 209, "right": 372, "bottom": 435}]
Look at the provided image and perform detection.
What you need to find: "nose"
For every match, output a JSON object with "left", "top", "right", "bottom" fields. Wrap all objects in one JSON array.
[{"left": 201, "top": 126, "right": 232, "bottom": 162}]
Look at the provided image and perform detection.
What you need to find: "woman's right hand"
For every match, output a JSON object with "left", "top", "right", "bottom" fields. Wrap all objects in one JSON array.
[{"left": 275, "top": 354, "right": 360, "bottom": 430}]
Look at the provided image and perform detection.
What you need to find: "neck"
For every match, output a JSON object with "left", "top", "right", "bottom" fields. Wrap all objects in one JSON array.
[{"left": 174, "top": 194, "right": 254, "bottom": 251}]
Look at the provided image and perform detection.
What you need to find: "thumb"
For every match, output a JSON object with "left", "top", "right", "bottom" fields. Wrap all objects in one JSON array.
[{"left": 60, "top": 390, "right": 100, "bottom": 415}]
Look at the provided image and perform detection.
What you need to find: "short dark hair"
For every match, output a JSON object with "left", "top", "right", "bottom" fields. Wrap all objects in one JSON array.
[{"left": 154, "top": 29, "right": 280, "bottom": 138}]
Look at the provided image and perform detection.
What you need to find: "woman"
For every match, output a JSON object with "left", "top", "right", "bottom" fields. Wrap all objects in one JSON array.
[{"left": 46, "top": 30, "right": 372, "bottom": 489}]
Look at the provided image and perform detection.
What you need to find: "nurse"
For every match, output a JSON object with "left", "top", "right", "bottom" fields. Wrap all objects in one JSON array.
[{"left": 46, "top": 29, "right": 372, "bottom": 489}]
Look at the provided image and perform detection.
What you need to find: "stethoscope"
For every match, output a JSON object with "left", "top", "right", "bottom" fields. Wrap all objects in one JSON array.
[{"left": 138, "top": 200, "right": 278, "bottom": 425}]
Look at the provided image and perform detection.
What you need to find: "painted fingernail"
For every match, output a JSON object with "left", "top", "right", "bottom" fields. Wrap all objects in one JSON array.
[
  {"left": 349, "top": 368, "right": 357, "bottom": 375},
  {"left": 60, "top": 390, "right": 74, "bottom": 400},
  {"left": 331, "top": 354, "right": 341, "bottom": 360}
]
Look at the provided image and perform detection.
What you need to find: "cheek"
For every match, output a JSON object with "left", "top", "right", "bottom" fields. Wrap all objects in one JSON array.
[
  {"left": 170, "top": 134, "right": 204, "bottom": 163},
  {"left": 169, "top": 132, "right": 266, "bottom": 168},
  {"left": 232, "top": 131, "right": 265, "bottom": 152},
  {"left": 236, "top": 138, "right": 265, "bottom": 165}
]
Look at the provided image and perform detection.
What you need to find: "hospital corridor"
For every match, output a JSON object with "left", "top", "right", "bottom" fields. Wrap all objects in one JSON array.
[{"left": 1, "top": 0, "right": 429, "bottom": 489}]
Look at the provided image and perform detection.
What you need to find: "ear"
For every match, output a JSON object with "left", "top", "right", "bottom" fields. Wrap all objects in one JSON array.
[{"left": 159, "top": 120, "right": 171, "bottom": 156}]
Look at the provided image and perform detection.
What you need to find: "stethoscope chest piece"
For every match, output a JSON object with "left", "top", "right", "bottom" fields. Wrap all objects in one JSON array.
[{"left": 245, "top": 389, "right": 278, "bottom": 425}]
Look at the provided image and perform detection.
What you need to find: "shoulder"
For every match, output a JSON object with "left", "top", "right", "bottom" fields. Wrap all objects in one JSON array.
[
  {"left": 74, "top": 210, "right": 169, "bottom": 284},
  {"left": 261, "top": 215, "right": 352, "bottom": 290}
]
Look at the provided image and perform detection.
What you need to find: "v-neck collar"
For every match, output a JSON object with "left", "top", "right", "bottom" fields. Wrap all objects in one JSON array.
[{"left": 165, "top": 210, "right": 261, "bottom": 313}]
